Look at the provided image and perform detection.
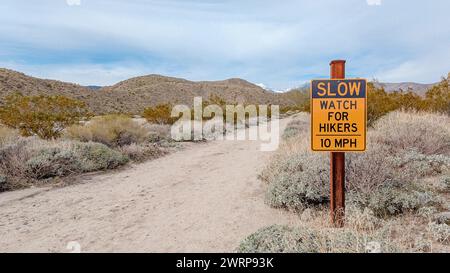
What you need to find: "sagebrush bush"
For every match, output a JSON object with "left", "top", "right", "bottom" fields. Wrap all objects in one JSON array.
[
  {"left": 65, "top": 115, "right": 149, "bottom": 147},
  {"left": 281, "top": 114, "right": 309, "bottom": 140},
  {"left": 0, "top": 138, "right": 129, "bottom": 191},
  {"left": 237, "top": 224, "right": 401, "bottom": 253},
  {"left": 73, "top": 141, "right": 129, "bottom": 171},
  {"left": 265, "top": 152, "right": 329, "bottom": 210},
  {"left": 262, "top": 111, "right": 450, "bottom": 216},
  {"left": 143, "top": 104, "right": 176, "bottom": 125},
  {"left": 25, "top": 147, "right": 81, "bottom": 179}
]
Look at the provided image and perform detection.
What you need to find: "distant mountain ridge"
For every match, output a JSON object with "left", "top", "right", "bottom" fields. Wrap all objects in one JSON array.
[
  {"left": 0, "top": 68, "right": 441, "bottom": 114},
  {"left": 372, "top": 82, "right": 436, "bottom": 96},
  {"left": 0, "top": 68, "right": 293, "bottom": 114},
  {"left": 289, "top": 81, "right": 439, "bottom": 96}
]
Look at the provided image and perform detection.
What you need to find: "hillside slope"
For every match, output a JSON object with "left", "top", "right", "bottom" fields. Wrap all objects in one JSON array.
[
  {"left": 0, "top": 68, "right": 106, "bottom": 112},
  {"left": 0, "top": 69, "right": 293, "bottom": 114}
]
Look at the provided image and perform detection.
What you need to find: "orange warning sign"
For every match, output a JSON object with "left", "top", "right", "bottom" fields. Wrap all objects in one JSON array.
[{"left": 311, "top": 79, "right": 367, "bottom": 151}]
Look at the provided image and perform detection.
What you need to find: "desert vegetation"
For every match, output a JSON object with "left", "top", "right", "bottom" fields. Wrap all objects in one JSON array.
[
  {"left": 0, "top": 96, "right": 175, "bottom": 192},
  {"left": 242, "top": 110, "right": 450, "bottom": 252},
  {"left": 283, "top": 75, "right": 450, "bottom": 126},
  {"left": 0, "top": 93, "right": 89, "bottom": 139}
]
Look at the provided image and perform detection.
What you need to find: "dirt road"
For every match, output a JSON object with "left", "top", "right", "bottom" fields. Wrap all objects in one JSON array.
[{"left": 0, "top": 119, "right": 299, "bottom": 252}]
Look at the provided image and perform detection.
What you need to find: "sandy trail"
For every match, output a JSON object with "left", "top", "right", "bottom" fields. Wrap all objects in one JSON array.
[{"left": 0, "top": 118, "right": 299, "bottom": 252}]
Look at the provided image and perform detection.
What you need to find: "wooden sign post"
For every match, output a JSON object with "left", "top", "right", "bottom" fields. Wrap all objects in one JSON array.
[{"left": 310, "top": 60, "right": 367, "bottom": 227}]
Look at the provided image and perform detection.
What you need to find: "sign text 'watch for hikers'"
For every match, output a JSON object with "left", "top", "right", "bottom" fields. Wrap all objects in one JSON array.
[{"left": 310, "top": 79, "right": 367, "bottom": 151}]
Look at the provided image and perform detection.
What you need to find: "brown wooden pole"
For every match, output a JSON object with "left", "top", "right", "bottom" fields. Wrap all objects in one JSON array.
[{"left": 330, "top": 60, "right": 346, "bottom": 227}]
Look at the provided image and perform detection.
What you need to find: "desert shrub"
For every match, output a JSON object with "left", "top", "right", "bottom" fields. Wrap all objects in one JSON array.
[
  {"left": 65, "top": 115, "right": 149, "bottom": 147},
  {"left": 370, "top": 111, "right": 450, "bottom": 155},
  {"left": 143, "top": 104, "right": 176, "bottom": 125},
  {"left": 143, "top": 123, "right": 171, "bottom": 142},
  {"left": 427, "top": 222, "right": 450, "bottom": 244},
  {"left": 237, "top": 225, "right": 321, "bottom": 253},
  {"left": 0, "top": 93, "right": 88, "bottom": 139},
  {"left": 25, "top": 147, "right": 81, "bottom": 179},
  {"left": 348, "top": 183, "right": 438, "bottom": 217},
  {"left": 366, "top": 84, "right": 400, "bottom": 126},
  {"left": 237, "top": 225, "right": 401, "bottom": 253},
  {"left": 0, "top": 139, "right": 33, "bottom": 185},
  {"left": 365, "top": 83, "right": 442, "bottom": 126},
  {"left": 265, "top": 152, "right": 329, "bottom": 210},
  {"left": 281, "top": 88, "right": 310, "bottom": 114},
  {"left": 262, "top": 111, "right": 449, "bottom": 216},
  {"left": 281, "top": 116, "right": 309, "bottom": 140},
  {"left": 118, "top": 143, "right": 166, "bottom": 162},
  {"left": 423, "top": 76, "right": 450, "bottom": 114},
  {"left": 0, "top": 138, "right": 129, "bottom": 191},
  {"left": 73, "top": 142, "right": 129, "bottom": 171}
]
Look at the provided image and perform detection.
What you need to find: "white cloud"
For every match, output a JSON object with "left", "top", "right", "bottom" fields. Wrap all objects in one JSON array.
[
  {"left": 367, "top": 0, "right": 382, "bottom": 6},
  {"left": 66, "top": 0, "right": 81, "bottom": 6},
  {"left": 373, "top": 48, "right": 450, "bottom": 83},
  {"left": 0, "top": 0, "right": 449, "bottom": 88}
]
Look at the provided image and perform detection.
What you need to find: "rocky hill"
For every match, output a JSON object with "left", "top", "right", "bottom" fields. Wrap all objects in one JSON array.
[
  {"left": 0, "top": 69, "right": 294, "bottom": 114},
  {"left": 1, "top": 68, "right": 442, "bottom": 114}
]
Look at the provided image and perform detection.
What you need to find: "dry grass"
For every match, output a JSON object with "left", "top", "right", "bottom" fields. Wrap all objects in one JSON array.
[
  {"left": 64, "top": 114, "right": 150, "bottom": 147},
  {"left": 0, "top": 125, "right": 18, "bottom": 148},
  {"left": 370, "top": 111, "right": 450, "bottom": 155}
]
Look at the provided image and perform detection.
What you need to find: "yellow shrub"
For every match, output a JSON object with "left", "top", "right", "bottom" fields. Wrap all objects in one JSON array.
[
  {"left": 65, "top": 114, "right": 149, "bottom": 147},
  {"left": 0, "top": 93, "right": 88, "bottom": 139},
  {"left": 423, "top": 77, "right": 449, "bottom": 114},
  {"left": 143, "top": 104, "right": 176, "bottom": 124}
]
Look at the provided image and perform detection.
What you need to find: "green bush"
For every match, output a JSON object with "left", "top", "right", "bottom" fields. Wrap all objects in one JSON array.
[
  {"left": 0, "top": 174, "right": 7, "bottom": 191},
  {"left": 0, "top": 93, "right": 88, "bottom": 139},
  {"left": 423, "top": 76, "right": 450, "bottom": 114},
  {"left": 143, "top": 104, "right": 176, "bottom": 124}
]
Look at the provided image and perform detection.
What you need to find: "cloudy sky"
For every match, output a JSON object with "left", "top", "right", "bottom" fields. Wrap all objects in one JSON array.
[{"left": 0, "top": 0, "right": 449, "bottom": 90}]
